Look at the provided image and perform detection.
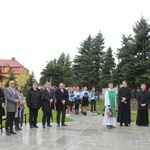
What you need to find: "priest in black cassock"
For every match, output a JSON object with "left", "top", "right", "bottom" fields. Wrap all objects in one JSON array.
[
  {"left": 136, "top": 84, "right": 150, "bottom": 126},
  {"left": 117, "top": 81, "right": 132, "bottom": 126}
]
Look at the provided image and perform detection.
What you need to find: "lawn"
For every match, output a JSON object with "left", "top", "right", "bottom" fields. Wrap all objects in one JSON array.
[
  {"left": 2, "top": 99, "right": 149, "bottom": 126},
  {"left": 89, "top": 99, "right": 150, "bottom": 122},
  {"left": 23, "top": 102, "right": 72, "bottom": 123}
]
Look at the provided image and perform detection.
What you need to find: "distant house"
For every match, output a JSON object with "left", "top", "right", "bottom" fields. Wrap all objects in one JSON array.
[{"left": 0, "top": 57, "right": 30, "bottom": 86}]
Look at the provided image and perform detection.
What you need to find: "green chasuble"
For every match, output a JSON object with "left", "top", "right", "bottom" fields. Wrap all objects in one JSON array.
[{"left": 108, "top": 90, "right": 117, "bottom": 117}]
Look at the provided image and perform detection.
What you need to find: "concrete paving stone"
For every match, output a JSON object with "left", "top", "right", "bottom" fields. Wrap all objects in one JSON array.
[
  {"left": 0, "top": 111, "right": 150, "bottom": 150},
  {"left": 136, "top": 140, "right": 150, "bottom": 145},
  {"left": 80, "top": 129, "right": 99, "bottom": 136},
  {"left": 54, "top": 135, "right": 74, "bottom": 144},
  {"left": 110, "top": 145, "right": 142, "bottom": 150},
  {"left": 93, "top": 144, "right": 111, "bottom": 150}
]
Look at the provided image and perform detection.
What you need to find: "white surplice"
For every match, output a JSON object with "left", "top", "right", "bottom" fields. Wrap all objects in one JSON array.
[{"left": 103, "top": 88, "right": 116, "bottom": 126}]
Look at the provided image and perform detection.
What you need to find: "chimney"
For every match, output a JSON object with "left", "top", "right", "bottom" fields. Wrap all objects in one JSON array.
[{"left": 12, "top": 57, "right": 15, "bottom": 60}]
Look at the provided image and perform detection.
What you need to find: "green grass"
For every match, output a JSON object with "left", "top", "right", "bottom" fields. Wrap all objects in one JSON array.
[
  {"left": 23, "top": 102, "right": 72, "bottom": 123},
  {"left": 88, "top": 100, "right": 150, "bottom": 122}
]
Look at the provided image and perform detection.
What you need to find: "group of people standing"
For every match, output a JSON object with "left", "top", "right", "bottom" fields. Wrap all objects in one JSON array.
[
  {"left": 0, "top": 79, "right": 150, "bottom": 136},
  {"left": 66, "top": 86, "right": 98, "bottom": 116},
  {"left": 0, "top": 80, "right": 24, "bottom": 136},
  {"left": 103, "top": 80, "right": 150, "bottom": 129}
]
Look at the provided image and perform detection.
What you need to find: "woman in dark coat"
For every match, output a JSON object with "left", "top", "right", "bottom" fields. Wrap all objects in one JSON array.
[{"left": 0, "top": 81, "right": 5, "bottom": 124}]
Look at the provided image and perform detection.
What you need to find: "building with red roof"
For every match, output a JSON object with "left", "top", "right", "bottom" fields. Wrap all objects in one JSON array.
[{"left": 0, "top": 57, "right": 30, "bottom": 86}]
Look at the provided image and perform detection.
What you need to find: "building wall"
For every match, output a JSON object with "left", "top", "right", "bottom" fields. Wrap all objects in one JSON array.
[
  {"left": 18, "top": 68, "right": 30, "bottom": 87},
  {"left": 0, "top": 67, "right": 30, "bottom": 87}
]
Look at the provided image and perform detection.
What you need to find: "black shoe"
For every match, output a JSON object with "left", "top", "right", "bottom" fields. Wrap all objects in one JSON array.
[
  {"left": 6, "top": 131, "right": 11, "bottom": 136},
  {"left": 110, "top": 125, "right": 116, "bottom": 128},
  {"left": 106, "top": 125, "right": 111, "bottom": 129},
  {"left": 15, "top": 128, "right": 19, "bottom": 131},
  {"left": 120, "top": 123, "right": 122, "bottom": 126},
  {"left": 33, "top": 125, "right": 38, "bottom": 128},
  {"left": 47, "top": 125, "right": 52, "bottom": 127},
  {"left": 62, "top": 124, "right": 67, "bottom": 126},
  {"left": 30, "top": 125, "right": 33, "bottom": 128},
  {"left": 43, "top": 125, "right": 45, "bottom": 128},
  {"left": 10, "top": 130, "right": 16, "bottom": 134},
  {"left": 125, "top": 124, "right": 129, "bottom": 126},
  {"left": 57, "top": 124, "right": 60, "bottom": 127}
]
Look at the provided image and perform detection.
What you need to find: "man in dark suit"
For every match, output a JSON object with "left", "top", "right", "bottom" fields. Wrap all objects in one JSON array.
[
  {"left": 55, "top": 83, "right": 69, "bottom": 127},
  {"left": 26, "top": 81, "right": 41, "bottom": 128},
  {"left": 5, "top": 80, "right": 20, "bottom": 135},
  {"left": 41, "top": 81, "right": 55, "bottom": 128}
]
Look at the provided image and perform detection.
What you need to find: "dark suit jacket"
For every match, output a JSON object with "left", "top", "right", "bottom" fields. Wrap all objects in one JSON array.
[
  {"left": 55, "top": 88, "right": 69, "bottom": 111},
  {"left": 0, "top": 88, "right": 5, "bottom": 116},
  {"left": 26, "top": 88, "right": 41, "bottom": 109},
  {"left": 5, "top": 87, "right": 18, "bottom": 112},
  {"left": 41, "top": 88, "right": 55, "bottom": 112}
]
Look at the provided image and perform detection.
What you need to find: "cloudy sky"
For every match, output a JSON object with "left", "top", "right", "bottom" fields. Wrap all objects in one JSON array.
[{"left": 0, "top": 0, "right": 149, "bottom": 81}]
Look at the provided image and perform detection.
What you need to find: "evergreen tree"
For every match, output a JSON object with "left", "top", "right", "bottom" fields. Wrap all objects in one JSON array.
[
  {"left": 114, "top": 17, "right": 150, "bottom": 90},
  {"left": 5, "top": 71, "right": 17, "bottom": 87},
  {"left": 40, "top": 53, "right": 73, "bottom": 87},
  {"left": 88, "top": 32, "right": 105, "bottom": 89},
  {"left": 63, "top": 54, "right": 73, "bottom": 86},
  {"left": 73, "top": 32, "right": 105, "bottom": 90},
  {"left": 100, "top": 47, "right": 116, "bottom": 88},
  {"left": 133, "top": 17, "right": 150, "bottom": 87},
  {"left": 73, "top": 35, "right": 93, "bottom": 87},
  {"left": 26, "top": 71, "right": 36, "bottom": 87}
]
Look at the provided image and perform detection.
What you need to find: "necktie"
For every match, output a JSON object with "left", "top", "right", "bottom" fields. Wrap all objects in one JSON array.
[{"left": 48, "top": 89, "right": 51, "bottom": 94}]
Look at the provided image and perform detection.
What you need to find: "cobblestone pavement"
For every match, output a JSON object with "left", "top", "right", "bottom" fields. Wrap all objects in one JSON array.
[{"left": 0, "top": 111, "right": 150, "bottom": 150}]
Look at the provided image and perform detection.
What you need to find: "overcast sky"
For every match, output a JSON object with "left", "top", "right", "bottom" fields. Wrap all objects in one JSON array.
[{"left": 0, "top": 0, "right": 149, "bottom": 82}]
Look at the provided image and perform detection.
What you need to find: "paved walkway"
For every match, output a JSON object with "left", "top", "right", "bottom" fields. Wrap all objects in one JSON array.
[{"left": 0, "top": 111, "right": 150, "bottom": 150}]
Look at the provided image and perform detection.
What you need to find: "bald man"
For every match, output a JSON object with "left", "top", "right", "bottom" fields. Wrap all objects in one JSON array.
[{"left": 55, "top": 83, "right": 69, "bottom": 127}]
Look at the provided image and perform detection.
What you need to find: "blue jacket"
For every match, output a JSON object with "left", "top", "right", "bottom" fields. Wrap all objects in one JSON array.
[{"left": 89, "top": 92, "right": 98, "bottom": 100}]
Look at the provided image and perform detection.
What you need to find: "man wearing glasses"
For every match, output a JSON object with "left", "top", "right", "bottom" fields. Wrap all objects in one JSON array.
[{"left": 5, "top": 80, "right": 20, "bottom": 135}]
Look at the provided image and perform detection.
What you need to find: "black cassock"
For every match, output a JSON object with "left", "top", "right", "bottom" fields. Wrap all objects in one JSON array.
[
  {"left": 136, "top": 90, "right": 150, "bottom": 126},
  {"left": 117, "top": 87, "right": 132, "bottom": 125}
]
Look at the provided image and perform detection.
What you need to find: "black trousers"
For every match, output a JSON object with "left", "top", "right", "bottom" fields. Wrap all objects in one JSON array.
[
  {"left": 15, "top": 117, "right": 20, "bottom": 128},
  {"left": 91, "top": 100, "right": 96, "bottom": 111},
  {"left": 20, "top": 109, "right": 24, "bottom": 127},
  {"left": 57, "top": 108, "right": 66, "bottom": 124},
  {"left": 5, "top": 112, "right": 15, "bottom": 131},
  {"left": 29, "top": 108, "right": 38, "bottom": 127},
  {"left": 75, "top": 104, "right": 79, "bottom": 110},
  {"left": 42, "top": 111, "right": 51, "bottom": 126}
]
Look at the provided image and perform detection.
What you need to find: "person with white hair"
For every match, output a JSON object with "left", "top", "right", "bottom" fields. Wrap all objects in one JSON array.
[{"left": 55, "top": 83, "right": 69, "bottom": 127}]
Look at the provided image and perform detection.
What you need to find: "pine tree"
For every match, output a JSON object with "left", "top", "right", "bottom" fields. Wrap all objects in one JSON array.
[
  {"left": 63, "top": 54, "right": 73, "bottom": 86},
  {"left": 26, "top": 71, "right": 36, "bottom": 87},
  {"left": 114, "top": 17, "right": 150, "bottom": 89},
  {"left": 73, "top": 35, "right": 93, "bottom": 87},
  {"left": 73, "top": 32, "right": 105, "bottom": 90},
  {"left": 40, "top": 53, "right": 73, "bottom": 87},
  {"left": 100, "top": 47, "right": 116, "bottom": 88}
]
